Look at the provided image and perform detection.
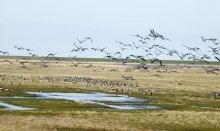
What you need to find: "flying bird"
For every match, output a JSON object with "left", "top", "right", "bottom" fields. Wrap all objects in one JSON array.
[
  {"left": 76, "top": 37, "right": 86, "bottom": 44},
  {"left": 0, "top": 51, "right": 9, "bottom": 55},
  {"left": 47, "top": 52, "right": 57, "bottom": 57},
  {"left": 84, "top": 37, "right": 93, "bottom": 43}
]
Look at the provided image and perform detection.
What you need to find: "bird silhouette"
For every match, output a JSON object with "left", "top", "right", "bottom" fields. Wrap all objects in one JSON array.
[{"left": 84, "top": 37, "right": 93, "bottom": 43}]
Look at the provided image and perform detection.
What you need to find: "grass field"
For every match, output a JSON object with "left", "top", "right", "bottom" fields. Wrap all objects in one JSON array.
[{"left": 0, "top": 56, "right": 220, "bottom": 130}]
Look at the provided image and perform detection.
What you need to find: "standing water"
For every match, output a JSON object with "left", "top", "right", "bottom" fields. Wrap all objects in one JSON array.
[
  {"left": 27, "top": 92, "right": 160, "bottom": 110},
  {"left": 0, "top": 92, "right": 160, "bottom": 110}
]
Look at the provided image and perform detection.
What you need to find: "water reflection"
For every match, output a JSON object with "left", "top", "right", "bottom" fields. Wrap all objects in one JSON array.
[
  {"left": 27, "top": 92, "right": 160, "bottom": 110},
  {"left": 0, "top": 92, "right": 160, "bottom": 110}
]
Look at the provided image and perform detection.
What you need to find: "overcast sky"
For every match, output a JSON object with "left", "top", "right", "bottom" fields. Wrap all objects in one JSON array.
[{"left": 0, "top": 0, "right": 220, "bottom": 59}]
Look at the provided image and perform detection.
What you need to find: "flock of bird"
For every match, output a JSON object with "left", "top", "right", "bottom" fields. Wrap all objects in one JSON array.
[{"left": 0, "top": 29, "right": 220, "bottom": 99}]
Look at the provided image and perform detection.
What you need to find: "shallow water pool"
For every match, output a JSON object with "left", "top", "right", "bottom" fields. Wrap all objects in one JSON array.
[
  {"left": 0, "top": 92, "right": 160, "bottom": 110},
  {"left": 27, "top": 92, "right": 160, "bottom": 110}
]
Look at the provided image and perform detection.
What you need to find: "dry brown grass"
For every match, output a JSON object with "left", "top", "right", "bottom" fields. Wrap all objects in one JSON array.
[
  {"left": 0, "top": 111, "right": 220, "bottom": 131},
  {"left": 0, "top": 60, "right": 219, "bottom": 94},
  {"left": 0, "top": 59, "right": 220, "bottom": 130}
]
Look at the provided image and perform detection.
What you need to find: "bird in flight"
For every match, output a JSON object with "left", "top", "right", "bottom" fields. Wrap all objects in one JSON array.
[
  {"left": 150, "top": 58, "right": 164, "bottom": 67},
  {"left": 131, "top": 34, "right": 143, "bottom": 39},
  {"left": 149, "top": 29, "right": 170, "bottom": 41},
  {"left": 76, "top": 37, "right": 86, "bottom": 44},
  {"left": 201, "top": 36, "right": 220, "bottom": 45},
  {"left": 47, "top": 52, "right": 57, "bottom": 57},
  {"left": 215, "top": 56, "right": 220, "bottom": 63},
  {"left": 0, "top": 51, "right": 9, "bottom": 55},
  {"left": 84, "top": 37, "right": 93, "bottom": 43}
]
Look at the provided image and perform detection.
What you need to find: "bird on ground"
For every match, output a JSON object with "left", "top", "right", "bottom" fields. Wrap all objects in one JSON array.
[
  {"left": 40, "top": 64, "right": 49, "bottom": 68},
  {"left": 21, "top": 65, "right": 30, "bottom": 70},
  {"left": 211, "top": 92, "right": 220, "bottom": 100},
  {"left": 151, "top": 74, "right": 163, "bottom": 78},
  {"left": 0, "top": 60, "right": 13, "bottom": 64},
  {"left": 84, "top": 64, "right": 94, "bottom": 68},
  {"left": 70, "top": 62, "right": 79, "bottom": 67},
  {"left": 122, "top": 75, "right": 134, "bottom": 80},
  {"left": 110, "top": 69, "right": 119, "bottom": 72},
  {"left": 175, "top": 80, "right": 184, "bottom": 86},
  {"left": 16, "top": 60, "right": 28, "bottom": 65},
  {"left": 135, "top": 64, "right": 150, "bottom": 72}
]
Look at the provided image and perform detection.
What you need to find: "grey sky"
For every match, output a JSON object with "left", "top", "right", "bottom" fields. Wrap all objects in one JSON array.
[{"left": 0, "top": 0, "right": 220, "bottom": 59}]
